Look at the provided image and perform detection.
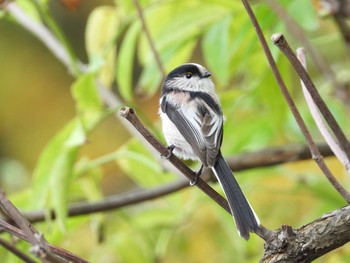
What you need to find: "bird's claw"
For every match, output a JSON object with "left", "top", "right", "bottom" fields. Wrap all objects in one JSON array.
[
  {"left": 190, "top": 165, "right": 204, "bottom": 186},
  {"left": 161, "top": 145, "right": 175, "bottom": 159}
]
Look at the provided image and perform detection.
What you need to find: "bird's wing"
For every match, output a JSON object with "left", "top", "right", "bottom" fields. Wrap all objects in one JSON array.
[{"left": 161, "top": 91, "right": 223, "bottom": 167}]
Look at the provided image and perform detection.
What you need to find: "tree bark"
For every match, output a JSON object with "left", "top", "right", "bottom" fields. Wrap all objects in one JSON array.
[{"left": 260, "top": 205, "right": 350, "bottom": 262}]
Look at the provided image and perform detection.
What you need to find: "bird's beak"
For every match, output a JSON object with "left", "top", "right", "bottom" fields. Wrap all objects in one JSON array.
[{"left": 202, "top": 72, "right": 211, "bottom": 78}]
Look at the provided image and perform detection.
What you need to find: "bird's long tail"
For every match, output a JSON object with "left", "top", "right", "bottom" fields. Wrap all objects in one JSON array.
[{"left": 212, "top": 153, "right": 260, "bottom": 240}]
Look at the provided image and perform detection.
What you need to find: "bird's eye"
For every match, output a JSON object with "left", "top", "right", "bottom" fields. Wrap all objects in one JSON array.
[{"left": 185, "top": 72, "right": 193, "bottom": 79}]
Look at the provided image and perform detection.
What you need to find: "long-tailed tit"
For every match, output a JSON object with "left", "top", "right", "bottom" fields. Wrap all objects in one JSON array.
[{"left": 159, "top": 63, "right": 260, "bottom": 239}]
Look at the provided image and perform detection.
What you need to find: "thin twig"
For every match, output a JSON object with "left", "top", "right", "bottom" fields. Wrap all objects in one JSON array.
[
  {"left": 119, "top": 107, "right": 231, "bottom": 213},
  {"left": 118, "top": 107, "right": 274, "bottom": 241},
  {"left": 0, "top": 237, "right": 38, "bottom": 263},
  {"left": 297, "top": 48, "right": 350, "bottom": 172},
  {"left": 0, "top": 221, "right": 89, "bottom": 263},
  {"left": 239, "top": 0, "right": 350, "bottom": 202},
  {"left": 227, "top": 142, "right": 336, "bottom": 171},
  {"left": 132, "top": 0, "right": 166, "bottom": 77},
  {"left": 264, "top": 0, "right": 338, "bottom": 84},
  {"left": 21, "top": 179, "right": 189, "bottom": 224},
  {"left": 272, "top": 33, "right": 350, "bottom": 163},
  {"left": 271, "top": 35, "right": 350, "bottom": 202},
  {"left": 6, "top": 3, "right": 85, "bottom": 74},
  {"left": 0, "top": 190, "right": 67, "bottom": 263},
  {"left": 0, "top": 142, "right": 337, "bottom": 226}
]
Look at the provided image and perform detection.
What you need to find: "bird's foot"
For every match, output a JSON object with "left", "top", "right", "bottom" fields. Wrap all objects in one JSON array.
[
  {"left": 161, "top": 145, "right": 175, "bottom": 159},
  {"left": 190, "top": 165, "right": 204, "bottom": 186}
]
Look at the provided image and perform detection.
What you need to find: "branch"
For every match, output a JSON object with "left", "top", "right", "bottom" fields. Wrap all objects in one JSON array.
[
  {"left": 272, "top": 33, "right": 350, "bottom": 202},
  {"left": 272, "top": 33, "right": 350, "bottom": 164},
  {"left": 0, "top": 142, "right": 335, "bottom": 227},
  {"left": 0, "top": 190, "right": 87, "bottom": 263},
  {"left": 260, "top": 205, "right": 350, "bottom": 263},
  {"left": 118, "top": 106, "right": 274, "bottom": 240},
  {"left": 21, "top": 179, "right": 189, "bottom": 223},
  {"left": 226, "top": 142, "right": 336, "bottom": 172},
  {"left": 0, "top": 220, "right": 88, "bottom": 263},
  {"left": 0, "top": 237, "right": 37, "bottom": 263},
  {"left": 132, "top": 0, "right": 166, "bottom": 77},
  {"left": 264, "top": 0, "right": 342, "bottom": 86},
  {"left": 296, "top": 48, "right": 350, "bottom": 172},
  {"left": 0, "top": 190, "right": 66, "bottom": 263},
  {"left": 239, "top": 0, "right": 350, "bottom": 203}
]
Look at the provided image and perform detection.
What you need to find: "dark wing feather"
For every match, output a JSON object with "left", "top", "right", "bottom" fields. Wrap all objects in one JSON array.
[{"left": 162, "top": 92, "right": 223, "bottom": 167}]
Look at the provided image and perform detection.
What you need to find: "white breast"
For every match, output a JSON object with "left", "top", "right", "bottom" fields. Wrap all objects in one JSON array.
[{"left": 159, "top": 111, "right": 199, "bottom": 162}]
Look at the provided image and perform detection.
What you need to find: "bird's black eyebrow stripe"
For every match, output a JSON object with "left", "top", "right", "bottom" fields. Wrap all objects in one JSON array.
[{"left": 165, "top": 64, "right": 201, "bottom": 81}]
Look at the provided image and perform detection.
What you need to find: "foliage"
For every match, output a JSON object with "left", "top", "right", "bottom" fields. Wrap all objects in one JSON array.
[{"left": 0, "top": 0, "right": 350, "bottom": 262}]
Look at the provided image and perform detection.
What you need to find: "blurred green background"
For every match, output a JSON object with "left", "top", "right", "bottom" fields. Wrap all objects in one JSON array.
[{"left": 0, "top": 0, "right": 350, "bottom": 262}]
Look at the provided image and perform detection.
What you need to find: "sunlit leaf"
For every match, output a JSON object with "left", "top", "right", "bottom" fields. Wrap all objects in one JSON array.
[
  {"left": 116, "top": 139, "right": 173, "bottom": 187},
  {"left": 31, "top": 73, "right": 105, "bottom": 229},
  {"left": 86, "top": 6, "right": 120, "bottom": 88},
  {"left": 116, "top": 21, "right": 141, "bottom": 102}
]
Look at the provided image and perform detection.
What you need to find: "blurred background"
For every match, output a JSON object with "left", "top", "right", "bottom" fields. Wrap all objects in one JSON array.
[{"left": 1, "top": 0, "right": 350, "bottom": 262}]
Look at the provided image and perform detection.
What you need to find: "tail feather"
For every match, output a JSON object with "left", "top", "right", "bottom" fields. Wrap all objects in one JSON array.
[{"left": 212, "top": 153, "right": 259, "bottom": 239}]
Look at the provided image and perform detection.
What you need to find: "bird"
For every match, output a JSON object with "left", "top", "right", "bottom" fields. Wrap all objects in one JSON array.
[{"left": 159, "top": 63, "right": 260, "bottom": 239}]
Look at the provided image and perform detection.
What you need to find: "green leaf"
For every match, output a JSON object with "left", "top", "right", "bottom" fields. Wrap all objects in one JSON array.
[
  {"left": 116, "top": 139, "right": 173, "bottom": 187},
  {"left": 202, "top": 15, "right": 232, "bottom": 85},
  {"left": 31, "top": 73, "right": 105, "bottom": 229},
  {"left": 31, "top": 119, "right": 85, "bottom": 230},
  {"left": 71, "top": 73, "right": 104, "bottom": 130},
  {"left": 116, "top": 21, "right": 141, "bottom": 102},
  {"left": 86, "top": 6, "right": 120, "bottom": 88},
  {"left": 15, "top": 0, "right": 41, "bottom": 22}
]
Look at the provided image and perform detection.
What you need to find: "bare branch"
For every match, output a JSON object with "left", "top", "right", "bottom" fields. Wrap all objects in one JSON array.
[
  {"left": 0, "top": 221, "right": 89, "bottom": 263},
  {"left": 0, "top": 237, "right": 37, "bottom": 263},
  {"left": 118, "top": 106, "right": 274, "bottom": 241},
  {"left": 271, "top": 33, "right": 350, "bottom": 202},
  {"left": 6, "top": 3, "right": 85, "bottom": 74},
  {"left": 297, "top": 48, "right": 350, "bottom": 172},
  {"left": 21, "top": 179, "right": 189, "bottom": 223},
  {"left": 132, "top": 0, "right": 166, "bottom": 77},
  {"left": 0, "top": 190, "right": 68, "bottom": 263},
  {"left": 0, "top": 142, "right": 336, "bottom": 227},
  {"left": 227, "top": 142, "right": 336, "bottom": 172},
  {"left": 264, "top": 0, "right": 337, "bottom": 84},
  {"left": 239, "top": 0, "right": 350, "bottom": 202},
  {"left": 272, "top": 33, "right": 350, "bottom": 163},
  {"left": 260, "top": 205, "right": 350, "bottom": 263}
]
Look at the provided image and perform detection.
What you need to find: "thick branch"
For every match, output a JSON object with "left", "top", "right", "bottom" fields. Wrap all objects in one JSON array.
[{"left": 260, "top": 205, "right": 350, "bottom": 263}]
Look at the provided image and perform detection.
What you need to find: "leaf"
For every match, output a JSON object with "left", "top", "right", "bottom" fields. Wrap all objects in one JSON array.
[
  {"left": 86, "top": 6, "right": 120, "bottom": 88},
  {"left": 116, "top": 21, "right": 141, "bottom": 102},
  {"left": 202, "top": 15, "right": 232, "bottom": 85},
  {"left": 137, "top": 39, "right": 197, "bottom": 97},
  {"left": 116, "top": 139, "right": 173, "bottom": 187},
  {"left": 71, "top": 73, "right": 104, "bottom": 130},
  {"left": 31, "top": 73, "right": 105, "bottom": 229},
  {"left": 31, "top": 119, "right": 84, "bottom": 230},
  {"left": 15, "top": 0, "right": 41, "bottom": 22}
]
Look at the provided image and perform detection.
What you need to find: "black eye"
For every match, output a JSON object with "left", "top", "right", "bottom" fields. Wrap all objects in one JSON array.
[{"left": 185, "top": 72, "right": 193, "bottom": 79}]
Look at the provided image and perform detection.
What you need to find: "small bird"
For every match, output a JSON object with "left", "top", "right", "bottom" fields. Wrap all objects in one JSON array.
[{"left": 159, "top": 63, "right": 260, "bottom": 239}]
